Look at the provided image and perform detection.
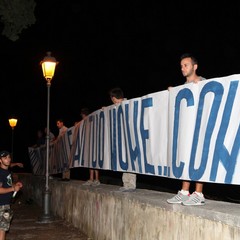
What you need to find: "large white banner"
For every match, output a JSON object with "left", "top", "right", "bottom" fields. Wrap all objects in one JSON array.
[{"left": 28, "top": 74, "right": 240, "bottom": 185}]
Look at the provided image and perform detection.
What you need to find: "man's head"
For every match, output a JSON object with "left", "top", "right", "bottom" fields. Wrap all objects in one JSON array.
[
  {"left": 80, "top": 108, "right": 90, "bottom": 120},
  {"left": 180, "top": 53, "right": 198, "bottom": 78},
  {"left": 0, "top": 151, "right": 11, "bottom": 168},
  {"left": 109, "top": 87, "right": 124, "bottom": 104},
  {"left": 56, "top": 119, "right": 64, "bottom": 129}
]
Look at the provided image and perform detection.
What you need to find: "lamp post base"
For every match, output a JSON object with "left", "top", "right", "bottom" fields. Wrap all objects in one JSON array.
[{"left": 37, "top": 189, "right": 54, "bottom": 223}]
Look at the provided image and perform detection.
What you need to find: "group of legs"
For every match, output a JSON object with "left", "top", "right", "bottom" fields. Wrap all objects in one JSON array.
[
  {"left": 83, "top": 170, "right": 137, "bottom": 192},
  {"left": 82, "top": 169, "right": 205, "bottom": 206},
  {"left": 66, "top": 166, "right": 205, "bottom": 206}
]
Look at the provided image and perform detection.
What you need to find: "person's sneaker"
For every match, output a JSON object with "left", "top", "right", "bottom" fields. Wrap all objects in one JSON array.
[
  {"left": 182, "top": 192, "right": 205, "bottom": 206},
  {"left": 119, "top": 187, "right": 136, "bottom": 192},
  {"left": 92, "top": 180, "right": 100, "bottom": 186},
  {"left": 167, "top": 191, "right": 190, "bottom": 204},
  {"left": 83, "top": 180, "right": 93, "bottom": 186}
]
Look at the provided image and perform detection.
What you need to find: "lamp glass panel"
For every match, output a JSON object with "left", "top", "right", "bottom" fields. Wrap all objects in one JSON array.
[
  {"left": 42, "top": 62, "right": 56, "bottom": 80},
  {"left": 9, "top": 119, "right": 18, "bottom": 128}
]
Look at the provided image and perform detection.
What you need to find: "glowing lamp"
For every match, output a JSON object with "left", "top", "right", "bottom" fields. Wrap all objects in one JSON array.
[
  {"left": 41, "top": 51, "right": 58, "bottom": 82},
  {"left": 9, "top": 118, "right": 18, "bottom": 129}
]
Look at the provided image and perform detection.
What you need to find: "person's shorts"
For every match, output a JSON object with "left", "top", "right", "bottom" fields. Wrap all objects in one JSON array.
[{"left": 0, "top": 205, "right": 13, "bottom": 231}]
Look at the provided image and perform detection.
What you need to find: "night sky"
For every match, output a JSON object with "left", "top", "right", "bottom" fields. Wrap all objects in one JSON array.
[{"left": 1, "top": 1, "right": 240, "bottom": 171}]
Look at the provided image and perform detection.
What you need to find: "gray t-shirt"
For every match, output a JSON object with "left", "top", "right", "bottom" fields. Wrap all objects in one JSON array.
[{"left": 184, "top": 76, "right": 206, "bottom": 84}]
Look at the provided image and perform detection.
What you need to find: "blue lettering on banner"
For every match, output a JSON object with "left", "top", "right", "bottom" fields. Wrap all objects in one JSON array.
[
  {"left": 58, "top": 137, "right": 68, "bottom": 171},
  {"left": 210, "top": 80, "right": 239, "bottom": 183},
  {"left": 73, "top": 126, "right": 80, "bottom": 165},
  {"left": 117, "top": 105, "right": 129, "bottom": 170},
  {"left": 29, "top": 75, "right": 240, "bottom": 185},
  {"left": 66, "top": 129, "right": 73, "bottom": 150},
  {"left": 189, "top": 81, "right": 223, "bottom": 180},
  {"left": 79, "top": 120, "right": 87, "bottom": 166},
  {"left": 89, "top": 115, "right": 97, "bottom": 168},
  {"left": 110, "top": 108, "right": 117, "bottom": 170},
  {"left": 125, "top": 102, "right": 142, "bottom": 173},
  {"left": 172, "top": 88, "right": 194, "bottom": 178},
  {"left": 98, "top": 111, "right": 105, "bottom": 168},
  {"left": 141, "top": 98, "right": 155, "bottom": 174},
  {"left": 110, "top": 101, "right": 149, "bottom": 173}
]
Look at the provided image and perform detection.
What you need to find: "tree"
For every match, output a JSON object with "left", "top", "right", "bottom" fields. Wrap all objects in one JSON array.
[{"left": 0, "top": 0, "right": 36, "bottom": 41}]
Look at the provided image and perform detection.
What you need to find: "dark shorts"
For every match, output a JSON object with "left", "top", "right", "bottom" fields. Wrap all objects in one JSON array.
[{"left": 0, "top": 205, "right": 13, "bottom": 231}]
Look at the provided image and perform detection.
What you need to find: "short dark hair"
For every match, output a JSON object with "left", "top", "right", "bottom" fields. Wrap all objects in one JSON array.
[
  {"left": 80, "top": 108, "right": 90, "bottom": 116},
  {"left": 180, "top": 53, "right": 198, "bottom": 65},
  {"left": 108, "top": 87, "right": 124, "bottom": 99},
  {"left": 56, "top": 118, "right": 64, "bottom": 123}
]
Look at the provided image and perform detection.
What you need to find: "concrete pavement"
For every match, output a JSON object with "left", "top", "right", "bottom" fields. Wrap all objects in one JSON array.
[{"left": 7, "top": 194, "right": 91, "bottom": 240}]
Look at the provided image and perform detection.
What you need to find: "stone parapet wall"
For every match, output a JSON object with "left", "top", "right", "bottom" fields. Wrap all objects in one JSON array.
[{"left": 18, "top": 173, "right": 240, "bottom": 240}]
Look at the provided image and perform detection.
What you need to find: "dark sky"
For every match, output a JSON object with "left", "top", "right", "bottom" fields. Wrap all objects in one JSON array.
[{"left": 1, "top": 1, "right": 240, "bottom": 169}]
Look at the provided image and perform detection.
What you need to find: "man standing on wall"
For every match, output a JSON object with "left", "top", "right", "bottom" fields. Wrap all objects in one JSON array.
[{"left": 167, "top": 53, "right": 206, "bottom": 206}]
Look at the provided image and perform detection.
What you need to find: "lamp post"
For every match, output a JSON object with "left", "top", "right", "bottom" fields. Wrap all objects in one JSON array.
[
  {"left": 8, "top": 118, "right": 18, "bottom": 161},
  {"left": 38, "top": 51, "right": 58, "bottom": 223}
]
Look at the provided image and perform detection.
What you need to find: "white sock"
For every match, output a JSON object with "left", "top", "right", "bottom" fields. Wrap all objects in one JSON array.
[
  {"left": 194, "top": 191, "right": 203, "bottom": 197},
  {"left": 180, "top": 190, "right": 189, "bottom": 195}
]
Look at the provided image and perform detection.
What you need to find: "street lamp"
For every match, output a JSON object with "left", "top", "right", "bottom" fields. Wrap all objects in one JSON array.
[
  {"left": 38, "top": 51, "right": 58, "bottom": 223},
  {"left": 8, "top": 118, "right": 18, "bottom": 161}
]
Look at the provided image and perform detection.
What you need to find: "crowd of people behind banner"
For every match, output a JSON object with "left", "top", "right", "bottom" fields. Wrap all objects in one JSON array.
[
  {"left": 2, "top": 53, "right": 240, "bottom": 240},
  {"left": 30, "top": 53, "right": 211, "bottom": 207}
]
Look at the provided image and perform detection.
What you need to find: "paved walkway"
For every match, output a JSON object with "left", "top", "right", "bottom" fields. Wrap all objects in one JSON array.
[{"left": 7, "top": 195, "right": 91, "bottom": 240}]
